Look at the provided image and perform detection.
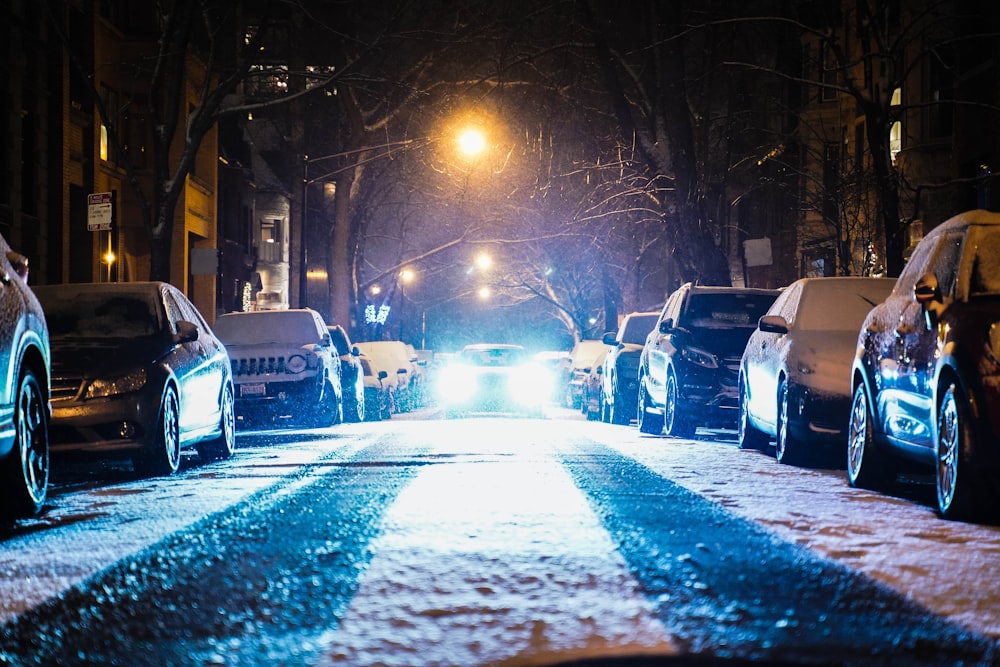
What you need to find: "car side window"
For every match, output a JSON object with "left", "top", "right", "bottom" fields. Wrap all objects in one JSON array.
[
  {"left": 893, "top": 237, "right": 936, "bottom": 298},
  {"left": 970, "top": 228, "right": 1000, "bottom": 295},
  {"left": 926, "top": 232, "right": 964, "bottom": 298},
  {"left": 161, "top": 290, "right": 185, "bottom": 333},
  {"left": 770, "top": 283, "right": 800, "bottom": 324}
]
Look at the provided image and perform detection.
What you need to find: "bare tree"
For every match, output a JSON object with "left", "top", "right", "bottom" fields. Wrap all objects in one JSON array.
[{"left": 47, "top": 0, "right": 340, "bottom": 282}]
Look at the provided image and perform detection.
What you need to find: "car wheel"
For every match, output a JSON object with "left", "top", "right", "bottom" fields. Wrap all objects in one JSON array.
[
  {"left": 348, "top": 384, "right": 365, "bottom": 423},
  {"left": 846, "top": 382, "right": 890, "bottom": 489},
  {"left": 610, "top": 385, "right": 629, "bottom": 425},
  {"left": 198, "top": 384, "right": 235, "bottom": 462},
  {"left": 636, "top": 376, "right": 663, "bottom": 435},
  {"left": 738, "top": 377, "right": 768, "bottom": 451},
  {"left": 0, "top": 367, "right": 49, "bottom": 520},
  {"left": 775, "top": 380, "right": 809, "bottom": 466},
  {"left": 135, "top": 385, "right": 181, "bottom": 477},
  {"left": 663, "top": 371, "right": 695, "bottom": 438},
  {"left": 936, "top": 382, "right": 986, "bottom": 521},
  {"left": 312, "top": 380, "right": 341, "bottom": 427}
]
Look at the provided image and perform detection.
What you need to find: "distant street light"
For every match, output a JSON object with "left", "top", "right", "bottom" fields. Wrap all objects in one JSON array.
[
  {"left": 475, "top": 252, "right": 493, "bottom": 271},
  {"left": 478, "top": 286, "right": 491, "bottom": 300},
  {"left": 456, "top": 127, "right": 487, "bottom": 158}
]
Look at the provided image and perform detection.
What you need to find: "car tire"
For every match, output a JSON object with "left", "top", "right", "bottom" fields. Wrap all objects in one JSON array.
[
  {"left": 936, "top": 382, "right": 987, "bottom": 521},
  {"left": 775, "top": 380, "right": 809, "bottom": 466},
  {"left": 846, "top": 382, "right": 890, "bottom": 489},
  {"left": 663, "top": 371, "right": 695, "bottom": 438},
  {"left": 313, "top": 380, "right": 341, "bottom": 427},
  {"left": 345, "top": 383, "right": 365, "bottom": 423},
  {"left": 135, "top": 385, "right": 181, "bottom": 477},
  {"left": 738, "top": 377, "right": 768, "bottom": 451},
  {"left": 198, "top": 384, "right": 235, "bottom": 462},
  {"left": 0, "top": 367, "right": 49, "bottom": 520},
  {"left": 610, "top": 385, "right": 629, "bottom": 425},
  {"left": 636, "top": 376, "right": 663, "bottom": 435}
]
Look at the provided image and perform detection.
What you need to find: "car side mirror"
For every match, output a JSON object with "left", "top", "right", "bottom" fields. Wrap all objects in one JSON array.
[
  {"left": 601, "top": 331, "right": 617, "bottom": 346},
  {"left": 914, "top": 272, "right": 944, "bottom": 327},
  {"left": 757, "top": 315, "right": 789, "bottom": 335},
  {"left": 175, "top": 319, "right": 199, "bottom": 344},
  {"left": 658, "top": 318, "right": 674, "bottom": 334},
  {"left": 378, "top": 370, "right": 388, "bottom": 380},
  {"left": 351, "top": 345, "right": 361, "bottom": 356}
]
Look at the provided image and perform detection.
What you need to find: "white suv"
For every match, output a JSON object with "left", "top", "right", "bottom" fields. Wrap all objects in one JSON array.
[{"left": 213, "top": 309, "right": 342, "bottom": 428}]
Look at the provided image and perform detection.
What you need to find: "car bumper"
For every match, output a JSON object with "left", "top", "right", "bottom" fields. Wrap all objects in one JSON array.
[
  {"left": 48, "top": 391, "right": 160, "bottom": 453},
  {"left": 233, "top": 375, "right": 324, "bottom": 416}
]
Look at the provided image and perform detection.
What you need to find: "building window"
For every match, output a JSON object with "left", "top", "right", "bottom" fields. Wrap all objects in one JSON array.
[
  {"left": 259, "top": 219, "right": 283, "bottom": 263},
  {"left": 889, "top": 87, "right": 902, "bottom": 165}
]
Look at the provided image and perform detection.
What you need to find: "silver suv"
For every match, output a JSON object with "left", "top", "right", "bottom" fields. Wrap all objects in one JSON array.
[{"left": 214, "top": 309, "right": 342, "bottom": 429}]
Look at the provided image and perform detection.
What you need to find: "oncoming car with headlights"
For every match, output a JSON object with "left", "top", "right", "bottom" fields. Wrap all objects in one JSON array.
[{"left": 436, "top": 344, "right": 552, "bottom": 417}]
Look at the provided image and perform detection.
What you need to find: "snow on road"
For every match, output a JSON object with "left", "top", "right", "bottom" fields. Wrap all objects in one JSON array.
[
  {"left": 588, "top": 418, "right": 1000, "bottom": 639},
  {"left": 316, "top": 420, "right": 675, "bottom": 666}
]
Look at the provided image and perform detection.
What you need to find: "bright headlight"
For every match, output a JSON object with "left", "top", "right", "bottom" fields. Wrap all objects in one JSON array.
[
  {"left": 681, "top": 345, "right": 718, "bottom": 369},
  {"left": 510, "top": 364, "right": 553, "bottom": 405},
  {"left": 987, "top": 322, "right": 1000, "bottom": 366},
  {"left": 85, "top": 367, "right": 148, "bottom": 399},
  {"left": 437, "top": 365, "right": 475, "bottom": 404}
]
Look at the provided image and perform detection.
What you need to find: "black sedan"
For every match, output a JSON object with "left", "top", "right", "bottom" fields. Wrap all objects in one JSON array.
[{"left": 34, "top": 282, "right": 235, "bottom": 476}]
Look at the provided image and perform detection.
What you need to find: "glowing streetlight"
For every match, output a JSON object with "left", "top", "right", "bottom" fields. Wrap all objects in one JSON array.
[
  {"left": 456, "top": 127, "right": 487, "bottom": 158},
  {"left": 400, "top": 268, "right": 415, "bottom": 283},
  {"left": 478, "top": 286, "right": 491, "bottom": 300},
  {"left": 475, "top": 252, "right": 493, "bottom": 271}
]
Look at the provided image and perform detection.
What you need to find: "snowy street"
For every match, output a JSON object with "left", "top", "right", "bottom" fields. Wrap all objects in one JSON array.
[{"left": 0, "top": 408, "right": 997, "bottom": 665}]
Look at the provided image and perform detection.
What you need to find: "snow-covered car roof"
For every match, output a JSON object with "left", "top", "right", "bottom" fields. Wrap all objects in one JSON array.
[{"left": 213, "top": 309, "right": 328, "bottom": 345}]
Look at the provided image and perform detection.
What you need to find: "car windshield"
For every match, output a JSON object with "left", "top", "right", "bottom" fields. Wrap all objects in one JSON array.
[
  {"left": 37, "top": 290, "right": 160, "bottom": 339},
  {"left": 970, "top": 228, "right": 1000, "bottom": 296},
  {"left": 622, "top": 314, "right": 658, "bottom": 344},
  {"left": 680, "top": 293, "right": 774, "bottom": 329},
  {"left": 460, "top": 346, "right": 528, "bottom": 367}
]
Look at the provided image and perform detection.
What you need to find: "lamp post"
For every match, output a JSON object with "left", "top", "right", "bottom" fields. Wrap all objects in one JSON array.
[{"left": 398, "top": 268, "right": 415, "bottom": 340}]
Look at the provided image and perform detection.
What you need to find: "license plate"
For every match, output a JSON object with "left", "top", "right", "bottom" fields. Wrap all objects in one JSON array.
[{"left": 240, "top": 383, "right": 266, "bottom": 397}]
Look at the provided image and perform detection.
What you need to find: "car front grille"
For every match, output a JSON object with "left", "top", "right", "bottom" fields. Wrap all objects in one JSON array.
[
  {"left": 50, "top": 374, "right": 83, "bottom": 402},
  {"left": 231, "top": 356, "right": 288, "bottom": 376}
]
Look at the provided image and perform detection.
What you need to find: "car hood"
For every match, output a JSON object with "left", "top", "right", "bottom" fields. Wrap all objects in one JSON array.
[
  {"left": 686, "top": 326, "right": 758, "bottom": 357},
  {"left": 49, "top": 335, "right": 167, "bottom": 377}
]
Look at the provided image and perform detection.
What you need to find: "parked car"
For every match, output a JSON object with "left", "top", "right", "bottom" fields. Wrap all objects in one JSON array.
[
  {"left": 600, "top": 311, "right": 660, "bottom": 424},
  {"left": 0, "top": 244, "right": 51, "bottom": 521},
  {"left": 328, "top": 324, "right": 365, "bottom": 422},
  {"left": 565, "top": 339, "right": 611, "bottom": 409},
  {"left": 581, "top": 347, "right": 611, "bottom": 420},
  {"left": 638, "top": 283, "right": 780, "bottom": 436},
  {"left": 436, "top": 343, "right": 552, "bottom": 417},
  {"left": 356, "top": 341, "right": 417, "bottom": 413},
  {"left": 359, "top": 355, "right": 392, "bottom": 421},
  {"left": 34, "top": 282, "right": 234, "bottom": 476},
  {"left": 213, "top": 309, "right": 342, "bottom": 429},
  {"left": 738, "top": 277, "right": 896, "bottom": 466},
  {"left": 848, "top": 210, "right": 1000, "bottom": 521}
]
